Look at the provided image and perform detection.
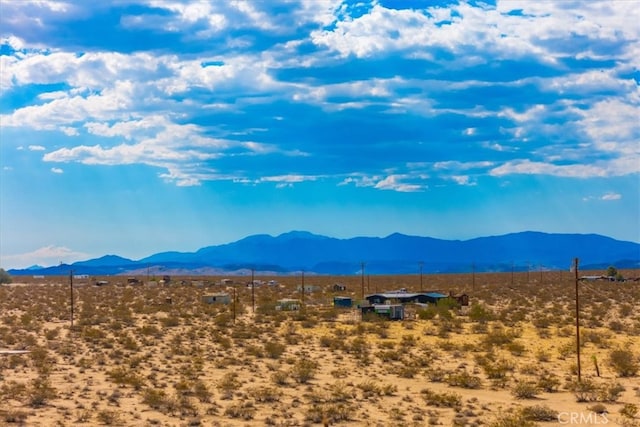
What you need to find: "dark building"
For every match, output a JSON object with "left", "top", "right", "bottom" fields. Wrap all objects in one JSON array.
[
  {"left": 333, "top": 296, "right": 352, "bottom": 308},
  {"left": 365, "top": 291, "right": 448, "bottom": 305}
]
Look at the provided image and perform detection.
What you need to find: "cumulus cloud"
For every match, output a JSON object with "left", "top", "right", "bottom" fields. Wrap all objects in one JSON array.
[
  {"left": 28, "top": 145, "right": 46, "bottom": 151},
  {"left": 601, "top": 192, "right": 622, "bottom": 201},
  {"left": 1, "top": 0, "right": 638, "bottom": 189},
  {"left": 1, "top": 245, "right": 90, "bottom": 270},
  {"left": 50, "top": 167, "right": 63, "bottom": 174}
]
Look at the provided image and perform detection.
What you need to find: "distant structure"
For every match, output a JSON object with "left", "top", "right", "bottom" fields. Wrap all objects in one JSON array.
[
  {"left": 333, "top": 296, "right": 352, "bottom": 308},
  {"left": 297, "top": 284, "right": 321, "bottom": 293},
  {"left": 361, "top": 304, "right": 404, "bottom": 320},
  {"left": 202, "top": 293, "right": 231, "bottom": 305},
  {"left": 276, "top": 298, "right": 301, "bottom": 311},
  {"left": 365, "top": 291, "right": 449, "bottom": 305},
  {"left": 333, "top": 283, "right": 347, "bottom": 292}
]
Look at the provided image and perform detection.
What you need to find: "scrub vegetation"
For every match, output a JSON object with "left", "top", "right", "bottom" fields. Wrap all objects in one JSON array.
[{"left": 0, "top": 271, "right": 639, "bottom": 426}]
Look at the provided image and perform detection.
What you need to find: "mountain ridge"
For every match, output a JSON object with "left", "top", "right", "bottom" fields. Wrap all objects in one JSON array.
[{"left": 7, "top": 231, "right": 640, "bottom": 276}]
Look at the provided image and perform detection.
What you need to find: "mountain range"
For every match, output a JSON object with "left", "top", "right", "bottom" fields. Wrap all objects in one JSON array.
[{"left": 8, "top": 231, "right": 640, "bottom": 276}]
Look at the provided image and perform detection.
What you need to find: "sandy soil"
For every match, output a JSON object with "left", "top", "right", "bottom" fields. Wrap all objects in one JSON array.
[{"left": 0, "top": 271, "right": 638, "bottom": 426}]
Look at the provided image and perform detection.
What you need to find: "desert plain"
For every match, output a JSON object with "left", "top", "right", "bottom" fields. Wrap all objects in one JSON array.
[{"left": 0, "top": 270, "right": 639, "bottom": 426}]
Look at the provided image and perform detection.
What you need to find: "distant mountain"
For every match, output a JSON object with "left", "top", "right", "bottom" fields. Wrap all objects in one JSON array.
[{"left": 8, "top": 231, "right": 640, "bottom": 276}]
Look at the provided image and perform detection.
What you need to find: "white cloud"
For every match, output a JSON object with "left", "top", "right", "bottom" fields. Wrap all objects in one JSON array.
[
  {"left": 601, "top": 192, "right": 622, "bottom": 201},
  {"left": 257, "top": 174, "right": 319, "bottom": 187},
  {"left": 374, "top": 175, "right": 423, "bottom": 192},
  {"left": 28, "top": 145, "right": 46, "bottom": 151},
  {"left": 488, "top": 159, "right": 636, "bottom": 178},
  {"left": 1, "top": 245, "right": 90, "bottom": 270},
  {"left": 50, "top": 167, "right": 63, "bottom": 174},
  {"left": 60, "top": 126, "right": 79, "bottom": 136},
  {"left": 450, "top": 175, "right": 476, "bottom": 186}
]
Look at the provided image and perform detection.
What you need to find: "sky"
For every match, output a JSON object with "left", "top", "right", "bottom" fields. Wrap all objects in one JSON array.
[{"left": 1, "top": 0, "right": 639, "bottom": 269}]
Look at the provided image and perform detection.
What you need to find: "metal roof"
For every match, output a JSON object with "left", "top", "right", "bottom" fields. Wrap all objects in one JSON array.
[{"left": 366, "top": 292, "right": 447, "bottom": 299}]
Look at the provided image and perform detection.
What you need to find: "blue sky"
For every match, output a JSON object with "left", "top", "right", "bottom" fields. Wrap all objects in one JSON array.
[{"left": 1, "top": 0, "right": 639, "bottom": 269}]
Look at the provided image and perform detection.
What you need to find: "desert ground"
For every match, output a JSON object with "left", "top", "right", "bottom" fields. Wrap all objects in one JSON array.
[{"left": 0, "top": 270, "right": 639, "bottom": 427}]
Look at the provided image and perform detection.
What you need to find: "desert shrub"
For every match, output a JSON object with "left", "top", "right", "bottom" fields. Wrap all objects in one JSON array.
[
  {"left": 394, "top": 364, "right": 420, "bottom": 379},
  {"left": 193, "top": 380, "right": 212, "bottom": 403},
  {"left": 620, "top": 403, "right": 638, "bottom": 419},
  {"left": 224, "top": 401, "right": 255, "bottom": 420},
  {"left": 0, "top": 380, "right": 27, "bottom": 402},
  {"left": 569, "top": 378, "right": 598, "bottom": 402},
  {"left": 488, "top": 410, "right": 538, "bottom": 427},
  {"left": 420, "top": 388, "right": 462, "bottom": 409},
  {"left": 346, "top": 336, "right": 371, "bottom": 363},
  {"left": 160, "top": 315, "right": 180, "bottom": 327},
  {"left": 0, "top": 268, "right": 12, "bottom": 284},
  {"left": 305, "top": 402, "right": 353, "bottom": 424},
  {"left": 608, "top": 348, "right": 638, "bottom": 377},
  {"left": 512, "top": 381, "right": 539, "bottom": 399},
  {"left": 483, "top": 326, "right": 519, "bottom": 348},
  {"left": 142, "top": 388, "right": 171, "bottom": 410},
  {"left": 506, "top": 341, "right": 527, "bottom": 356},
  {"left": 247, "top": 386, "right": 281, "bottom": 403},
  {"left": 536, "top": 371, "right": 560, "bottom": 392},
  {"left": 446, "top": 371, "right": 482, "bottom": 389},
  {"left": 476, "top": 354, "right": 514, "bottom": 379},
  {"left": 597, "top": 382, "right": 625, "bottom": 402},
  {"left": 521, "top": 405, "right": 558, "bottom": 422},
  {"left": 581, "top": 330, "right": 612, "bottom": 348},
  {"left": 468, "top": 303, "right": 494, "bottom": 323},
  {"left": 2, "top": 409, "right": 28, "bottom": 424},
  {"left": 271, "top": 370, "right": 288, "bottom": 386},
  {"left": 107, "top": 367, "right": 145, "bottom": 390},
  {"left": 263, "top": 340, "right": 285, "bottom": 359},
  {"left": 28, "top": 376, "right": 57, "bottom": 407},
  {"left": 217, "top": 372, "right": 240, "bottom": 399},
  {"left": 376, "top": 349, "right": 402, "bottom": 362},
  {"left": 357, "top": 380, "right": 382, "bottom": 399},
  {"left": 291, "top": 359, "right": 318, "bottom": 384},
  {"left": 96, "top": 410, "right": 122, "bottom": 425}
]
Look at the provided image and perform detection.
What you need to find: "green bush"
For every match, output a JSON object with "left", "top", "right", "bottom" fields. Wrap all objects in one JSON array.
[
  {"left": 290, "top": 359, "right": 318, "bottom": 384},
  {"left": 521, "top": 405, "right": 558, "bottom": 421},
  {"left": 608, "top": 348, "right": 638, "bottom": 377},
  {"left": 0, "top": 268, "right": 12, "bottom": 284},
  {"left": 511, "top": 381, "right": 539, "bottom": 399}
]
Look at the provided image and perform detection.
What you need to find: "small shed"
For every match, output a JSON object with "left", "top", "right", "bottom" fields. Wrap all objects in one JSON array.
[
  {"left": 333, "top": 283, "right": 347, "bottom": 291},
  {"left": 297, "top": 285, "right": 321, "bottom": 293},
  {"left": 450, "top": 292, "right": 469, "bottom": 306},
  {"left": 202, "top": 293, "right": 231, "bottom": 305},
  {"left": 276, "top": 298, "right": 301, "bottom": 311},
  {"left": 333, "top": 296, "right": 352, "bottom": 308},
  {"left": 361, "top": 304, "right": 404, "bottom": 320}
]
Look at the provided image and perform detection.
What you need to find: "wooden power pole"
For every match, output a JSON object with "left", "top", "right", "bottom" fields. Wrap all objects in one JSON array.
[
  {"left": 69, "top": 270, "right": 74, "bottom": 329},
  {"left": 574, "top": 257, "right": 581, "bottom": 382}
]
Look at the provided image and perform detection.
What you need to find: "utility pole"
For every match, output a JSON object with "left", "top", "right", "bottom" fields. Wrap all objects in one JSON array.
[
  {"left": 511, "top": 261, "right": 514, "bottom": 286},
  {"left": 540, "top": 265, "right": 543, "bottom": 283},
  {"left": 527, "top": 261, "right": 530, "bottom": 283},
  {"left": 69, "top": 270, "right": 74, "bottom": 330},
  {"left": 419, "top": 261, "right": 424, "bottom": 292},
  {"left": 472, "top": 263, "right": 476, "bottom": 292},
  {"left": 251, "top": 268, "right": 255, "bottom": 313},
  {"left": 301, "top": 271, "right": 305, "bottom": 305},
  {"left": 367, "top": 274, "right": 370, "bottom": 292},
  {"left": 232, "top": 284, "right": 236, "bottom": 324},
  {"left": 361, "top": 262, "right": 366, "bottom": 300},
  {"left": 574, "top": 257, "right": 581, "bottom": 382}
]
